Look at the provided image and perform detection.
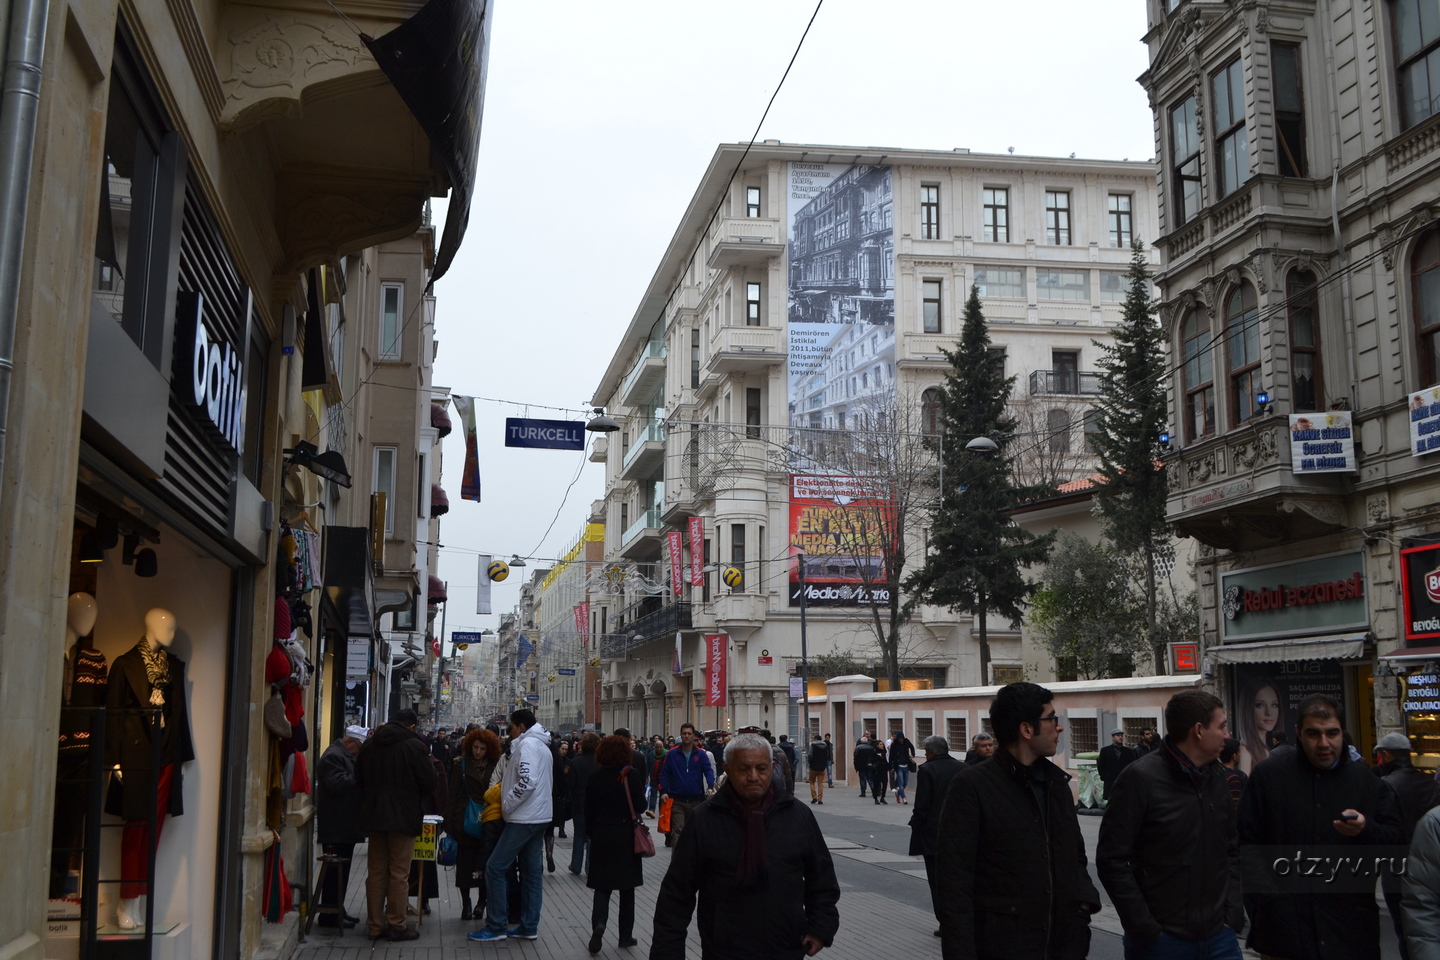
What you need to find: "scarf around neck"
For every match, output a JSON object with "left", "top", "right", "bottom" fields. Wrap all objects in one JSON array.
[
  {"left": 139, "top": 639, "right": 169, "bottom": 722},
  {"left": 724, "top": 780, "right": 776, "bottom": 885}
]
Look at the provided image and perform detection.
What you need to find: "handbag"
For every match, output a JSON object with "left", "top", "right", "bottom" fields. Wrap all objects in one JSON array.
[
  {"left": 657, "top": 795, "right": 674, "bottom": 834},
  {"left": 907, "top": 760, "right": 917, "bottom": 773},
  {"left": 621, "top": 766, "right": 655, "bottom": 858},
  {"left": 437, "top": 833, "right": 458, "bottom": 867},
  {"left": 461, "top": 759, "right": 485, "bottom": 839}
]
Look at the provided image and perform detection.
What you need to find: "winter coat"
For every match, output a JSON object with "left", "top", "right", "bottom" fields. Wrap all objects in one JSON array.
[
  {"left": 1238, "top": 744, "right": 1404, "bottom": 960},
  {"left": 316, "top": 740, "right": 363, "bottom": 844},
  {"left": 935, "top": 746, "right": 1100, "bottom": 960},
  {"left": 585, "top": 764, "right": 646, "bottom": 891},
  {"left": 552, "top": 748, "right": 573, "bottom": 826},
  {"left": 354, "top": 721, "right": 438, "bottom": 836},
  {"left": 650, "top": 784, "right": 840, "bottom": 960},
  {"left": 888, "top": 736, "right": 915, "bottom": 770},
  {"left": 866, "top": 743, "right": 891, "bottom": 781},
  {"left": 421, "top": 755, "right": 448, "bottom": 816},
  {"left": 104, "top": 645, "right": 195, "bottom": 819},
  {"left": 852, "top": 740, "right": 875, "bottom": 773},
  {"left": 500, "top": 722, "right": 553, "bottom": 824},
  {"left": 1402, "top": 804, "right": 1440, "bottom": 960},
  {"left": 660, "top": 745, "right": 715, "bottom": 799},
  {"left": 779, "top": 740, "right": 797, "bottom": 770},
  {"left": 908, "top": 753, "right": 962, "bottom": 857},
  {"left": 570, "top": 750, "right": 599, "bottom": 820},
  {"left": 444, "top": 753, "right": 498, "bottom": 846},
  {"left": 1378, "top": 759, "right": 1440, "bottom": 895},
  {"left": 1096, "top": 741, "right": 1243, "bottom": 943},
  {"left": 1096, "top": 742, "right": 1137, "bottom": 784}
]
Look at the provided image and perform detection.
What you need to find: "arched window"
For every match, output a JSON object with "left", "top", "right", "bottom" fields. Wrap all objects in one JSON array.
[
  {"left": 1287, "top": 269, "right": 1322, "bottom": 411},
  {"left": 1226, "top": 283, "right": 1262, "bottom": 424},
  {"left": 1415, "top": 230, "right": 1440, "bottom": 387},
  {"left": 1047, "top": 408, "right": 1071, "bottom": 454},
  {"left": 921, "top": 388, "right": 942, "bottom": 436},
  {"left": 1182, "top": 308, "right": 1215, "bottom": 440}
]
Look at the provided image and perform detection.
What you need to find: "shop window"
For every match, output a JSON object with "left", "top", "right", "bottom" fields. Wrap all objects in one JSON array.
[
  {"left": 1182, "top": 308, "right": 1216, "bottom": 440},
  {"left": 379, "top": 282, "right": 403, "bottom": 360},
  {"left": 1226, "top": 282, "right": 1262, "bottom": 424},
  {"left": 1272, "top": 42, "right": 1308, "bottom": 177},
  {"left": 1415, "top": 230, "right": 1440, "bottom": 386},
  {"left": 1170, "top": 95, "right": 1203, "bottom": 224},
  {"left": 1393, "top": 0, "right": 1440, "bottom": 130},
  {"left": 1287, "top": 269, "right": 1323, "bottom": 411},
  {"left": 946, "top": 717, "right": 967, "bottom": 751},
  {"left": 1212, "top": 57, "right": 1250, "bottom": 197}
]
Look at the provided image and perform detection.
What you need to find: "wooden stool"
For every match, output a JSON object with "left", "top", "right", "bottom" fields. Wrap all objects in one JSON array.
[{"left": 307, "top": 853, "right": 350, "bottom": 936}]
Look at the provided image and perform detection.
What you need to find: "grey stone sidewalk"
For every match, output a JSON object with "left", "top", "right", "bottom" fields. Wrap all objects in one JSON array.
[{"left": 293, "top": 820, "right": 940, "bottom": 960}]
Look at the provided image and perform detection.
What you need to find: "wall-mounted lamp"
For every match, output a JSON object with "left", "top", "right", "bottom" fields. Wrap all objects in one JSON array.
[
  {"left": 1255, "top": 388, "right": 1273, "bottom": 417},
  {"left": 284, "top": 440, "right": 352, "bottom": 488}
]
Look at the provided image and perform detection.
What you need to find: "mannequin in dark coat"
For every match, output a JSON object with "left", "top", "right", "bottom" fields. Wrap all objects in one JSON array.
[{"left": 585, "top": 736, "right": 647, "bottom": 951}]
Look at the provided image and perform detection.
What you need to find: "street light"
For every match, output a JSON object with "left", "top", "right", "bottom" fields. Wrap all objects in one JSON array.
[
  {"left": 797, "top": 551, "right": 810, "bottom": 747},
  {"left": 964, "top": 436, "right": 1000, "bottom": 454}
]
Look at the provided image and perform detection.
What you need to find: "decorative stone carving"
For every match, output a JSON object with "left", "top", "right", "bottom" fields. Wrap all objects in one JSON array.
[
  {"left": 1231, "top": 427, "right": 1279, "bottom": 470},
  {"left": 1380, "top": 225, "right": 1396, "bottom": 270},
  {"left": 1279, "top": 498, "right": 1346, "bottom": 527},
  {"left": 1198, "top": 542, "right": 1215, "bottom": 559},
  {"left": 1367, "top": 494, "right": 1390, "bottom": 525},
  {"left": 1187, "top": 449, "right": 1218, "bottom": 485},
  {"left": 1198, "top": 277, "right": 1218, "bottom": 316},
  {"left": 1251, "top": 252, "right": 1270, "bottom": 293}
]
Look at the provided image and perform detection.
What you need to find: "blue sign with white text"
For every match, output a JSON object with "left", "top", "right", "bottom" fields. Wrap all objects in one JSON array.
[
  {"left": 558, "top": 668, "right": 576, "bottom": 676},
  {"left": 451, "top": 631, "right": 483, "bottom": 645},
  {"left": 505, "top": 418, "right": 585, "bottom": 450}
]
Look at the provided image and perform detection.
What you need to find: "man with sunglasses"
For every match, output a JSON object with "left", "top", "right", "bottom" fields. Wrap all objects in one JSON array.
[{"left": 935, "top": 682, "right": 1100, "bottom": 960}]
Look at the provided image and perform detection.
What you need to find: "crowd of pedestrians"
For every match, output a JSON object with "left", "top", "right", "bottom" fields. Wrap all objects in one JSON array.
[{"left": 313, "top": 684, "right": 1440, "bottom": 959}]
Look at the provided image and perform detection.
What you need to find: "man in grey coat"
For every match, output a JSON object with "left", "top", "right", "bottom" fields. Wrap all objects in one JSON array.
[
  {"left": 315, "top": 725, "right": 367, "bottom": 927},
  {"left": 1403, "top": 804, "right": 1440, "bottom": 960}
]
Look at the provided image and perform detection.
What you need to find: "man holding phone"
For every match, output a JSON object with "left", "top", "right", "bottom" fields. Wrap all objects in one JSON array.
[{"left": 1237, "top": 694, "right": 1402, "bottom": 960}]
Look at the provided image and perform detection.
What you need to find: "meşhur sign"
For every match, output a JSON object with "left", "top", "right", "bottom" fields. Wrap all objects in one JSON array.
[{"left": 1220, "top": 551, "right": 1368, "bottom": 642}]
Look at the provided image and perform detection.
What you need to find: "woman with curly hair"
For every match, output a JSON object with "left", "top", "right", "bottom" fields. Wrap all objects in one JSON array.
[
  {"left": 445, "top": 727, "right": 503, "bottom": 919},
  {"left": 585, "top": 734, "right": 646, "bottom": 953}
]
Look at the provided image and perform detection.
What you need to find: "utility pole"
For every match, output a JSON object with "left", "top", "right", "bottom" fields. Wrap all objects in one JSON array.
[{"left": 798, "top": 551, "right": 810, "bottom": 744}]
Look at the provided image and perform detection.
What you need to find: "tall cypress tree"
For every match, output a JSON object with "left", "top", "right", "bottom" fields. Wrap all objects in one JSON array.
[
  {"left": 1090, "top": 239, "right": 1171, "bottom": 673},
  {"left": 905, "top": 286, "right": 1054, "bottom": 682}
]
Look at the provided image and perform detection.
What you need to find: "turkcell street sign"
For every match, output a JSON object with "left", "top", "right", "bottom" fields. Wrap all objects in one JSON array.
[
  {"left": 524, "top": 694, "right": 540, "bottom": 702},
  {"left": 558, "top": 668, "right": 576, "bottom": 676},
  {"left": 504, "top": 418, "right": 585, "bottom": 450},
  {"left": 452, "top": 631, "right": 483, "bottom": 645}
]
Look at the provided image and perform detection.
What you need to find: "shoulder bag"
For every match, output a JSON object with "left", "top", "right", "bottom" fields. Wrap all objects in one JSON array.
[
  {"left": 622, "top": 765, "right": 656, "bottom": 857},
  {"left": 462, "top": 758, "right": 485, "bottom": 839}
]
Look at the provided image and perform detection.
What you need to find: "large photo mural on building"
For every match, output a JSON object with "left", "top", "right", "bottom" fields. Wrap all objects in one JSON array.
[{"left": 786, "top": 162, "right": 895, "bottom": 606}]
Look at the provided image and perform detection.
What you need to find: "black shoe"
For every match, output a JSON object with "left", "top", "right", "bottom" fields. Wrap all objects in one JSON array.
[
  {"left": 390, "top": 928, "right": 420, "bottom": 942},
  {"left": 933, "top": 928, "right": 941, "bottom": 937},
  {"left": 817, "top": 799, "right": 823, "bottom": 805},
  {"left": 619, "top": 937, "right": 638, "bottom": 948},
  {"left": 588, "top": 925, "right": 605, "bottom": 955},
  {"left": 880, "top": 797, "right": 888, "bottom": 804},
  {"left": 547, "top": 853, "right": 556, "bottom": 872},
  {"left": 461, "top": 906, "right": 472, "bottom": 921},
  {"left": 558, "top": 829, "right": 568, "bottom": 838},
  {"left": 422, "top": 904, "right": 431, "bottom": 916},
  {"left": 368, "top": 931, "right": 387, "bottom": 941},
  {"left": 342, "top": 916, "right": 358, "bottom": 928}
]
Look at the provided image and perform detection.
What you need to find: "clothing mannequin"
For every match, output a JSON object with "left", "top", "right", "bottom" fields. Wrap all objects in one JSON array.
[
  {"left": 50, "top": 594, "right": 106, "bottom": 899},
  {"left": 106, "top": 608, "right": 193, "bottom": 929}
]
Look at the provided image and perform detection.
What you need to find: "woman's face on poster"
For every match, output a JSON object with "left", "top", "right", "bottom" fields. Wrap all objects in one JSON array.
[{"left": 1252, "top": 684, "right": 1281, "bottom": 734}]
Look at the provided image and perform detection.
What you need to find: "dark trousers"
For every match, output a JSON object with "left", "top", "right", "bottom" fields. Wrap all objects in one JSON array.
[
  {"left": 319, "top": 842, "right": 355, "bottom": 914},
  {"left": 923, "top": 853, "right": 939, "bottom": 919},
  {"left": 591, "top": 888, "right": 635, "bottom": 939},
  {"left": 870, "top": 770, "right": 888, "bottom": 797},
  {"left": 49, "top": 754, "right": 90, "bottom": 898},
  {"left": 1384, "top": 886, "right": 1410, "bottom": 960},
  {"left": 857, "top": 771, "right": 867, "bottom": 796}
]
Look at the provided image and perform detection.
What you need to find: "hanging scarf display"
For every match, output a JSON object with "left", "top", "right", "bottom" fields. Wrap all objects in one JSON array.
[{"left": 139, "top": 640, "right": 169, "bottom": 725}]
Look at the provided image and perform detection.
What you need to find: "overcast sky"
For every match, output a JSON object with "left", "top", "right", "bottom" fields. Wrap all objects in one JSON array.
[{"left": 426, "top": 0, "right": 1158, "bottom": 640}]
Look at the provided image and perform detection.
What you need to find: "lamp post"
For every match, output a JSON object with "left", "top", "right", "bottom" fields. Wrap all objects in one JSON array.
[{"left": 797, "top": 551, "right": 810, "bottom": 745}]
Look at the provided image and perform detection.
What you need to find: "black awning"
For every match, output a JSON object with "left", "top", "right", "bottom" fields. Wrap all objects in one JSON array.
[
  {"left": 323, "top": 526, "right": 375, "bottom": 637},
  {"left": 363, "top": 0, "right": 492, "bottom": 283}
]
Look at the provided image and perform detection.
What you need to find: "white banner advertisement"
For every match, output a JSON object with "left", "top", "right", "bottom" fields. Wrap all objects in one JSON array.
[
  {"left": 476, "top": 553, "right": 492, "bottom": 615},
  {"left": 1288, "top": 411, "right": 1356, "bottom": 473},
  {"left": 1410, "top": 385, "right": 1440, "bottom": 457}
]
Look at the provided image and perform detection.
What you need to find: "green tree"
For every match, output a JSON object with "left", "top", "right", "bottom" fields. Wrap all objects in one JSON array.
[
  {"left": 1029, "top": 532, "right": 1147, "bottom": 680},
  {"left": 905, "top": 286, "right": 1054, "bottom": 682},
  {"left": 1090, "top": 240, "right": 1172, "bottom": 673}
]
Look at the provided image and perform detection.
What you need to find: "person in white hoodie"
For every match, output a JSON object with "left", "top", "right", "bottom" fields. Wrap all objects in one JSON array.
[{"left": 468, "top": 709, "right": 553, "bottom": 943}]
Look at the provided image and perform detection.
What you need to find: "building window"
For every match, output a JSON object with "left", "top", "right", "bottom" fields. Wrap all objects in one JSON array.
[
  {"left": 1108, "top": 194, "right": 1132, "bottom": 247},
  {"left": 1271, "top": 42, "right": 1308, "bottom": 177},
  {"left": 988, "top": 347, "right": 1006, "bottom": 378},
  {"left": 380, "top": 282, "right": 403, "bottom": 360},
  {"left": 730, "top": 524, "right": 745, "bottom": 589},
  {"left": 1394, "top": 0, "right": 1440, "bottom": 129},
  {"left": 983, "top": 187, "right": 1009, "bottom": 242},
  {"left": 1183, "top": 308, "right": 1216, "bottom": 440},
  {"left": 1288, "top": 269, "right": 1323, "bottom": 411},
  {"left": 920, "top": 184, "right": 940, "bottom": 239},
  {"left": 1068, "top": 716, "right": 1099, "bottom": 755},
  {"left": 620, "top": 501, "right": 629, "bottom": 531},
  {"left": 746, "top": 281, "right": 761, "bottom": 326},
  {"left": 702, "top": 538, "right": 711, "bottom": 602},
  {"left": 1226, "top": 282, "right": 1263, "bottom": 424},
  {"left": 1171, "top": 96, "right": 1203, "bottom": 225},
  {"left": 921, "top": 387, "right": 941, "bottom": 436},
  {"left": 746, "top": 185, "right": 761, "bottom": 218},
  {"left": 946, "top": 717, "right": 967, "bottom": 752},
  {"left": 1414, "top": 230, "right": 1440, "bottom": 386},
  {"left": 1047, "top": 408, "right": 1072, "bottom": 453},
  {"left": 1100, "top": 271, "right": 1128, "bottom": 302},
  {"left": 691, "top": 328, "right": 701, "bottom": 388},
  {"left": 974, "top": 265, "right": 1023, "bottom": 298},
  {"left": 746, "top": 387, "right": 761, "bottom": 439},
  {"left": 1052, "top": 350, "right": 1079, "bottom": 393},
  {"left": 1212, "top": 58, "right": 1249, "bottom": 197},
  {"left": 922, "top": 279, "right": 942, "bottom": 333},
  {"left": 1045, "top": 191, "right": 1072, "bottom": 245},
  {"left": 1037, "top": 269, "right": 1090, "bottom": 301},
  {"left": 373, "top": 446, "right": 398, "bottom": 537},
  {"left": 1083, "top": 409, "right": 1102, "bottom": 451}
]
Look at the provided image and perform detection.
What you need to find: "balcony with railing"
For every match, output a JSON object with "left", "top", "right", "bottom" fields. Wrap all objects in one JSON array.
[
  {"left": 620, "top": 341, "right": 667, "bottom": 407},
  {"left": 706, "top": 324, "right": 786, "bottom": 375},
  {"left": 1029, "top": 370, "right": 1102, "bottom": 396},
  {"left": 619, "top": 422, "right": 666, "bottom": 481},
  {"left": 619, "top": 505, "right": 663, "bottom": 559},
  {"left": 600, "top": 602, "right": 693, "bottom": 661},
  {"left": 706, "top": 217, "right": 782, "bottom": 269}
]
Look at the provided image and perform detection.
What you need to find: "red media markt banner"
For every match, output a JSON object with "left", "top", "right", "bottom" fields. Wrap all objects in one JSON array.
[
  {"left": 688, "top": 517, "right": 705, "bottom": 586},
  {"left": 667, "top": 531, "right": 684, "bottom": 595},
  {"left": 704, "top": 633, "right": 727, "bottom": 706},
  {"left": 574, "top": 602, "right": 589, "bottom": 644}
]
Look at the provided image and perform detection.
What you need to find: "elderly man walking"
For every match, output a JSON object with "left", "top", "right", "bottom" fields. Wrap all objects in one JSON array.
[
  {"left": 355, "top": 709, "right": 437, "bottom": 941},
  {"left": 651, "top": 732, "right": 840, "bottom": 960},
  {"left": 909, "top": 735, "right": 963, "bottom": 937},
  {"left": 315, "top": 725, "right": 367, "bottom": 928}
]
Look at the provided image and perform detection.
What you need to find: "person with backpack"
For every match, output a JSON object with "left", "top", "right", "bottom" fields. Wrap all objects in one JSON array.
[{"left": 806, "top": 734, "right": 829, "bottom": 804}]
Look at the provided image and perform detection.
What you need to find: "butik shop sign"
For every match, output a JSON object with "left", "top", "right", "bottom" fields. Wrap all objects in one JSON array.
[
  {"left": 1400, "top": 542, "right": 1440, "bottom": 643},
  {"left": 1220, "top": 551, "right": 1369, "bottom": 642},
  {"left": 179, "top": 291, "right": 245, "bottom": 456}
]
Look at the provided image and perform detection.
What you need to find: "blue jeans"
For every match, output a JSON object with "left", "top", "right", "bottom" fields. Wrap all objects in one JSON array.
[
  {"left": 893, "top": 764, "right": 910, "bottom": 798},
  {"left": 1122, "top": 929, "right": 1242, "bottom": 960},
  {"left": 568, "top": 815, "right": 589, "bottom": 874},
  {"left": 483, "top": 821, "right": 546, "bottom": 936}
]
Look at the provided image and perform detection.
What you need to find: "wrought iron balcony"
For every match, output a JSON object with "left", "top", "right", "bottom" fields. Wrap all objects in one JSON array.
[
  {"left": 601, "top": 601, "right": 692, "bottom": 658},
  {"left": 1029, "top": 369, "right": 1101, "bottom": 396}
]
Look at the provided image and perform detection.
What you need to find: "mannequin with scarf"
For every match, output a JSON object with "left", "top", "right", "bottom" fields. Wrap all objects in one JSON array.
[{"left": 104, "top": 608, "right": 195, "bottom": 929}]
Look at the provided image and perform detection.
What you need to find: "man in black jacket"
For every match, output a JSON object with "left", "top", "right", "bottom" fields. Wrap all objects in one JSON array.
[
  {"left": 935, "top": 682, "right": 1101, "bottom": 960},
  {"left": 909, "top": 735, "right": 963, "bottom": 936},
  {"left": 1096, "top": 728, "right": 1136, "bottom": 800},
  {"left": 1097, "top": 690, "right": 1244, "bottom": 959},
  {"left": 650, "top": 733, "right": 840, "bottom": 960},
  {"left": 962, "top": 732, "right": 995, "bottom": 766},
  {"left": 315, "top": 725, "right": 367, "bottom": 927},
  {"left": 1375, "top": 732, "right": 1440, "bottom": 959},
  {"left": 355, "top": 708, "right": 439, "bottom": 941},
  {"left": 852, "top": 737, "right": 875, "bottom": 797},
  {"left": 1238, "top": 694, "right": 1403, "bottom": 960}
]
